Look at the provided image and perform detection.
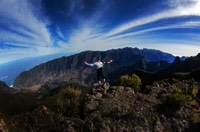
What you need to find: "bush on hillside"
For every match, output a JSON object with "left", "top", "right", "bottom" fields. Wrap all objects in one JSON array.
[
  {"left": 116, "top": 74, "right": 141, "bottom": 92},
  {"left": 164, "top": 91, "right": 186, "bottom": 111},
  {"left": 44, "top": 86, "right": 81, "bottom": 116},
  {"left": 144, "top": 85, "right": 152, "bottom": 94},
  {"left": 64, "top": 87, "right": 81, "bottom": 115},
  {"left": 172, "top": 72, "right": 190, "bottom": 80},
  {"left": 169, "top": 78, "right": 179, "bottom": 84}
]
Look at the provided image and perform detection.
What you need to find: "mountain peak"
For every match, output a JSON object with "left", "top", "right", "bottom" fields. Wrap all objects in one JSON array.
[{"left": 174, "top": 56, "right": 181, "bottom": 63}]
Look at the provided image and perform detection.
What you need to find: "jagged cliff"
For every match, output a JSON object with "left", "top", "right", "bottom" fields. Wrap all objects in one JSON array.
[{"left": 13, "top": 47, "right": 174, "bottom": 89}]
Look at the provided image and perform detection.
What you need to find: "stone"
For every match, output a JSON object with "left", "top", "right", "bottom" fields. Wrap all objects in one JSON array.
[
  {"left": 153, "top": 119, "right": 164, "bottom": 132},
  {"left": 95, "top": 92, "right": 103, "bottom": 100},
  {"left": 84, "top": 119, "right": 94, "bottom": 132},
  {"left": 3, "top": 80, "right": 199, "bottom": 131},
  {"left": 0, "top": 117, "right": 8, "bottom": 132},
  {"left": 104, "top": 93, "right": 114, "bottom": 98},
  {"left": 125, "top": 87, "right": 132, "bottom": 91},
  {"left": 85, "top": 101, "right": 99, "bottom": 112}
]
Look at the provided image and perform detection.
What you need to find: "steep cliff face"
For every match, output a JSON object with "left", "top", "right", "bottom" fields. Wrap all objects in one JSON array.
[{"left": 14, "top": 48, "right": 174, "bottom": 88}]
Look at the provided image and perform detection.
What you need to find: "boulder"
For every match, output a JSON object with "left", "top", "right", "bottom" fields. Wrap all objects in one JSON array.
[{"left": 0, "top": 116, "right": 8, "bottom": 132}]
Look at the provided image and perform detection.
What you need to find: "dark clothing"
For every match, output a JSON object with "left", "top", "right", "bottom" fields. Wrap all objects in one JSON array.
[{"left": 97, "top": 67, "right": 105, "bottom": 81}]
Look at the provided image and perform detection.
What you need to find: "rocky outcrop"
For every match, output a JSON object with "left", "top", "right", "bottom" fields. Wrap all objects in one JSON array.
[
  {"left": 2, "top": 82, "right": 198, "bottom": 132},
  {"left": 0, "top": 116, "right": 8, "bottom": 132},
  {"left": 82, "top": 85, "right": 193, "bottom": 132},
  {"left": 5, "top": 106, "right": 83, "bottom": 132}
]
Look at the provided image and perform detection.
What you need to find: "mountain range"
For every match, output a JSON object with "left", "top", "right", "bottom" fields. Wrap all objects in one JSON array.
[
  {"left": 13, "top": 47, "right": 175, "bottom": 89},
  {"left": 1, "top": 47, "right": 200, "bottom": 131}
]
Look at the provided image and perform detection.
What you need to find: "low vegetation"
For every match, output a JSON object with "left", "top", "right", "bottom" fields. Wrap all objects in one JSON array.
[
  {"left": 0, "top": 93, "right": 36, "bottom": 117},
  {"left": 164, "top": 91, "right": 186, "bottom": 111},
  {"left": 172, "top": 72, "right": 190, "bottom": 80},
  {"left": 116, "top": 74, "right": 142, "bottom": 92},
  {"left": 43, "top": 86, "right": 81, "bottom": 116},
  {"left": 0, "top": 83, "right": 91, "bottom": 118}
]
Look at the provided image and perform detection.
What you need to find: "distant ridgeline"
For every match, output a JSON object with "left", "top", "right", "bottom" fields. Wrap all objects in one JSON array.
[
  {"left": 13, "top": 47, "right": 175, "bottom": 89},
  {"left": 0, "top": 53, "right": 70, "bottom": 86}
]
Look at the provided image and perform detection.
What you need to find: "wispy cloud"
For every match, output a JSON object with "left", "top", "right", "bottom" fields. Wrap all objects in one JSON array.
[
  {"left": 0, "top": 0, "right": 200, "bottom": 64},
  {"left": 105, "top": 0, "right": 200, "bottom": 38},
  {"left": 57, "top": 0, "right": 200, "bottom": 56},
  {"left": 0, "top": 1, "right": 51, "bottom": 46},
  {"left": 106, "top": 21, "right": 200, "bottom": 40},
  {"left": 58, "top": 22, "right": 136, "bottom": 53},
  {"left": 0, "top": 0, "right": 53, "bottom": 63}
]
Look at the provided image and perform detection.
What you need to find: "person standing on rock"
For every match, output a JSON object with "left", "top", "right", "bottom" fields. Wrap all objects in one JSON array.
[{"left": 84, "top": 57, "right": 113, "bottom": 86}]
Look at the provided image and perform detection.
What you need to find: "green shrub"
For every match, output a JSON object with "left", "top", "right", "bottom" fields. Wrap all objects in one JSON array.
[
  {"left": 165, "top": 92, "right": 186, "bottom": 111},
  {"left": 144, "top": 85, "right": 152, "bottom": 94},
  {"left": 172, "top": 86, "right": 183, "bottom": 94},
  {"left": 116, "top": 74, "right": 141, "bottom": 92},
  {"left": 173, "top": 72, "right": 190, "bottom": 80},
  {"left": 44, "top": 86, "right": 81, "bottom": 116},
  {"left": 64, "top": 87, "right": 81, "bottom": 115},
  {"left": 169, "top": 78, "right": 178, "bottom": 84}
]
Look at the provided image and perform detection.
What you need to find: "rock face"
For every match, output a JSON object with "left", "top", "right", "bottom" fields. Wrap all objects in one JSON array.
[
  {"left": 5, "top": 106, "right": 83, "bottom": 132},
  {"left": 0, "top": 116, "right": 8, "bottom": 132},
  {"left": 2, "top": 83, "right": 196, "bottom": 132},
  {"left": 13, "top": 47, "right": 174, "bottom": 88},
  {"left": 82, "top": 85, "right": 192, "bottom": 132}
]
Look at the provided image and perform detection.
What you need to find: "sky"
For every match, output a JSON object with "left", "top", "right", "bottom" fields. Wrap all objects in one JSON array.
[{"left": 0, "top": 0, "right": 200, "bottom": 64}]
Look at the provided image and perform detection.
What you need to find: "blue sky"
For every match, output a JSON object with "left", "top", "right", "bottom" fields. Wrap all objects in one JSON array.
[{"left": 0, "top": 0, "right": 200, "bottom": 64}]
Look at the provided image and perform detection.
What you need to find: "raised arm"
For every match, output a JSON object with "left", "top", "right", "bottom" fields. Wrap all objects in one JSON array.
[
  {"left": 84, "top": 61, "right": 94, "bottom": 67},
  {"left": 104, "top": 59, "right": 113, "bottom": 64}
]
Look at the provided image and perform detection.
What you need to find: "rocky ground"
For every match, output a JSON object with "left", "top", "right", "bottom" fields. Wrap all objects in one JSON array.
[
  {"left": 83, "top": 83, "right": 193, "bottom": 132},
  {"left": 0, "top": 81, "right": 200, "bottom": 132}
]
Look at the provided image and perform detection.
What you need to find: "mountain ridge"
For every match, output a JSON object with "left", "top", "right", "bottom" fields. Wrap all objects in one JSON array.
[
  {"left": 0, "top": 53, "right": 72, "bottom": 85},
  {"left": 13, "top": 47, "right": 175, "bottom": 88}
]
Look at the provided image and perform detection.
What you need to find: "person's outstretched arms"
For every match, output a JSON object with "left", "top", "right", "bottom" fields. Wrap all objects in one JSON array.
[
  {"left": 104, "top": 59, "right": 113, "bottom": 64},
  {"left": 84, "top": 61, "right": 94, "bottom": 67},
  {"left": 107, "top": 59, "right": 113, "bottom": 64},
  {"left": 103, "top": 60, "right": 113, "bottom": 64}
]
